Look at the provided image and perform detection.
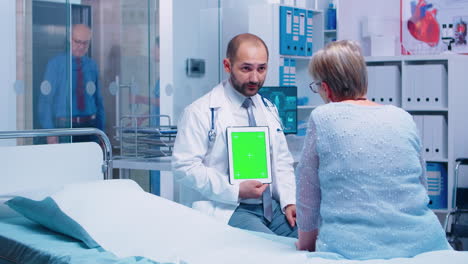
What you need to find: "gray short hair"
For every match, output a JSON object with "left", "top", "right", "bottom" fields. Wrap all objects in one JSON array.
[{"left": 309, "top": 40, "right": 367, "bottom": 100}]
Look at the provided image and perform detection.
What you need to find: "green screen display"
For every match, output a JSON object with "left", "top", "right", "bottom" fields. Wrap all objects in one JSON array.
[{"left": 231, "top": 131, "right": 268, "bottom": 179}]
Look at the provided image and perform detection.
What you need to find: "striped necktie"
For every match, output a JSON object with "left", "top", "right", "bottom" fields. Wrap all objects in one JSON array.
[{"left": 241, "top": 98, "right": 273, "bottom": 222}]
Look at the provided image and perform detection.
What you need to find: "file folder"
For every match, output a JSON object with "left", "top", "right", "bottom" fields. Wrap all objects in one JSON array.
[
  {"left": 405, "top": 65, "right": 421, "bottom": 108},
  {"left": 426, "top": 115, "right": 447, "bottom": 160},
  {"left": 380, "top": 65, "right": 401, "bottom": 106},
  {"left": 297, "top": 9, "right": 307, "bottom": 56},
  {"left": 367, "top": 66, "right": 377, "bottom": 103},
  {"left": 292, "top": 8, "right": 301, "bottom": 55},
  {"left": 306, "top": 10, "right": 314, "bottom": 56},
  {"left": 422, "top": 115, "right": 434, "bottom": 159},
  {"left": 280, "top": 6, "right": 294, "bottom": 55},
  {"left": 279, "top": 57, "right": 285, "bottom": 86},
  {"left": 426, "top": 162, "right": 448, "bottom": 209},
  {"left": 289, "top": 58, "right": 296, "bottom": 86},
  {"left": 412, "top": 115, "right": 424, "bottom": 141},
  {"left": 284, "top": 57, "right": 291, "bottom": 86},
  {"left": 422, "top": 64, "right": 447, "bottom": 108}
]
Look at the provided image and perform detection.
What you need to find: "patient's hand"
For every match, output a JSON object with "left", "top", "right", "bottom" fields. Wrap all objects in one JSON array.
[{"left": 239, "top": 180, "right": 268, "bottom": 199}]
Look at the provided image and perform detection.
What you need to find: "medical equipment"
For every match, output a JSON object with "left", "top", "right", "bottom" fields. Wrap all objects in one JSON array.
[
  {"left": 445, "top": 158, "right": 468, "bottom": 250},
  {"left": 259, "top": 86, "right": 298, "bottom": 134},
  {"left": 208, "top": 107, "right": 216, "bottom": 142},
  {"left": 115, "top": 114, "right": 177, "bottom": 159}
]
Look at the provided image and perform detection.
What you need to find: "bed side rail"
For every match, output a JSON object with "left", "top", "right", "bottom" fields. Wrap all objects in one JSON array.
[{"left": 0, "top": 128, "right": 112, "bottom": 179}]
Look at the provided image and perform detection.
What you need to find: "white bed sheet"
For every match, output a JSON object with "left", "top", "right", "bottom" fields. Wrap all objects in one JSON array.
[{"left": 47, "top": 180, "right": 468, "bottom": 264}]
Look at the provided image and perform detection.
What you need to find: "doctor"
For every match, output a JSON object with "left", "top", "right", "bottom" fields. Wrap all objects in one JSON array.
[{"left": 172, "top": 33, "right": 297, "bottom": 237}]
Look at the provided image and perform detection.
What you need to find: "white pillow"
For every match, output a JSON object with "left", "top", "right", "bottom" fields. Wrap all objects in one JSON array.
[{"left": 6, "top": 179, "right": 142, "bottom": 248}]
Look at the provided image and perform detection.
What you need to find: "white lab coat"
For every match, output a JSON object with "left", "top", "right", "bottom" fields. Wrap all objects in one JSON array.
[{"left": 172, "top": 81, "right": 296, "bottom": 224}]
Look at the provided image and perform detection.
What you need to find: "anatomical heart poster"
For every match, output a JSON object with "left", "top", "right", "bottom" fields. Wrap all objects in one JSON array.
[{"left": 401, "top": 0, "right": 468, "bottom": 55}]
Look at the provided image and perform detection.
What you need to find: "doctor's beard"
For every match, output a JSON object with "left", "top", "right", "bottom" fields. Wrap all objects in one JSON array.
[{"left": 229, "top": 73, "right": 265, "bottom": 97}]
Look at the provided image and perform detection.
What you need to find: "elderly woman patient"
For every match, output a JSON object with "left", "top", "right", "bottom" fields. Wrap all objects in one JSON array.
[{"left": 295, "top": 40, "right": 451, "bottom": 259}]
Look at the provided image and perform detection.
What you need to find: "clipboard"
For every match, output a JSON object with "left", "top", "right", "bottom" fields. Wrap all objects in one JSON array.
[{"left": 226, "top": 126, "right": 272, "bottom": 184}]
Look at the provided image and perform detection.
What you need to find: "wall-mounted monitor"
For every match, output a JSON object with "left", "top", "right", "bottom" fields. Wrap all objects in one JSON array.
[{"left": 259, "top": 86, "right": 297, "bottom": 134}]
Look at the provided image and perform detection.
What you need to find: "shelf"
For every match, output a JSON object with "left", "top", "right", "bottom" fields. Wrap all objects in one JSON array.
[
  {"left": 298, "top": 105, "right": 318, "bottom": 110},
  {"left": 426, "top": 159, "right": 449, "bottom": 163},
  {"left": 365, "top": 54, "right": 465, "bottom": 63},
  {"left": 324, "top": 29, "right": 337, "bottom": 34},
  {"left": 280, "top": 54, "right": 312, "bottom": 60},
  {"left": 432, "top": 209, "right": 450, "bottom": 214},
  {"left": 112, "top": 156, "right": 172, "bottom": 172},
  {"left": 404, "top": 107, "right": 449, "bottom": 113}
]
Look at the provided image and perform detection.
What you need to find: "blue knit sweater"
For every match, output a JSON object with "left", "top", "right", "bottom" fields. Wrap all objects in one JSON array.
[{"left": 296, "top": 102, "right": 450, "bottom": 260}]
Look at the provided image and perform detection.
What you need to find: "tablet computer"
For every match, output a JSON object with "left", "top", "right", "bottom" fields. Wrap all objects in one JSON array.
[{"left": 226, "top": 126, "right": 272, "bottom": 184}]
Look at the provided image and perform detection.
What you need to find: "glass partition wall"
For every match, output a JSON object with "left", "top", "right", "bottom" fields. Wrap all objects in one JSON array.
[{"left": 15, "top": 0, "right": 160, "bottom": 190}]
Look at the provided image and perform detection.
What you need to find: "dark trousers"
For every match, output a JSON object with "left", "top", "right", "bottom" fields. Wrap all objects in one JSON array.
[
  {"left": 228, "top": 199, "right": 298, "bottom": 238},
  {"left": 55, "top": 117, "right": 100, "bottom": 143}
]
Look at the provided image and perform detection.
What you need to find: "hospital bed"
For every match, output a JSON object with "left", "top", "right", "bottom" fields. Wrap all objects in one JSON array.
[
  {"left": 0, "top": 128, "right": 149, "bottom": 263},
  {"left": 1, "top": 129, "right": 468, "bottom": 264}
]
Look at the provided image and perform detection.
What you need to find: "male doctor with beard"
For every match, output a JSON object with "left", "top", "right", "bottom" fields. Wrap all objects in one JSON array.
[{"left": 172, "top": 33, "right": 297, "bottom": 238}]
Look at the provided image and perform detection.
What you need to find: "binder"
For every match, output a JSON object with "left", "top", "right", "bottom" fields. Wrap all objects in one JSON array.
[
  {"left": 412, "top": 115, "right": 424, "bottom": 141},
  {"left": 280, "top": 6, "right": 294, "bottom": 55},
  {"left": 428, "top": 115, "right": 448, "bottom": 159},
  {"left": 367, "top": 66, "right": 377, "bottom": 103},
  {"left": 283, "top": 57, "right": 291, "bottom": 86},
  {"left": 405, "top": 65, "right": 418, "bottom": 108},
  {"left": 289, "top": 58, "right": 296, "bottom": 86},
  {"left": 422, "top": 64, "right": 447, "bottom": 108},
  {"left": 380, "top": 65, "right": 400, "bottom": 106},
  {"left": 297, "top": 8, "right": 307, "bottom": 56},
  {"left": 422, "top": 115, "right": 434, "bottom": 159},
  {"left": 279, "top": 57, "right": 285, "bottom": 86},
  {"left": 426, "top": 162, "right": 448, "bottom": 209},
  {"left": 292, "top": 8, "right": 301, "bottom": 55},
  {"left": 306, "top": 10, "right": 314, "bottom": 56}
]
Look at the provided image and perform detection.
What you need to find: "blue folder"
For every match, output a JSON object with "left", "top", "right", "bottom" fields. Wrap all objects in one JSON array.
[
  {"left": 297, "top": 8, "right": 307, "bottom": 56},
  {"left": 279, "top": 6, "right": 294, "bottom": 55},
  {"left": 306, "top": 10, "right": 314, "bottom": 56},
  {"left": 426, "top": 162, "right": 448, "bottom": 209}
]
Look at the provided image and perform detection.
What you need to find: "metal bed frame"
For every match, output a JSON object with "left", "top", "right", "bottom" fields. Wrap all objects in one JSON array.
[
  {"left": 444, "top": 158, "right": 468, "bottom": 250},
  {"left": 0, "top": 128, "right": 113, "bottom": 179}
]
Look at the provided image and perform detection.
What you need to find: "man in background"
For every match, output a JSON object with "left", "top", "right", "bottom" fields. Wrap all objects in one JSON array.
[{"left": 38, "top": 24, "right": 105, "bottom": 143}]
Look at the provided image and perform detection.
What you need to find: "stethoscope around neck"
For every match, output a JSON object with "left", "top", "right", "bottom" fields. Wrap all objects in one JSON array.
[
  {"left": 208, "top": 107, "right": 217, "bottom": 142},
  {"left": 207, "top": 96, "right": 283, "bottom": 142}
]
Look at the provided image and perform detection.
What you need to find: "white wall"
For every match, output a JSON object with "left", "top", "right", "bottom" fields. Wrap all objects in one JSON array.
[
  {"left": 337, "top": 0, "right": 400, "bottom": 55},
  {"left": 220, "top": 0, "right": 282, "bottom": 85},
  {"left": 170, "top": 0, "right": 220, "bottom": 124},
  {"left": 0, "top": 1, "right": 16, "bottom": 146}
]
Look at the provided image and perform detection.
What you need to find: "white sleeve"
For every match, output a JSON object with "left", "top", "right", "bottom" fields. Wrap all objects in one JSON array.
[
  {"left": 172, "top": 107, "right": 239, "bottom": 205},
  {"left": 295, "top": 115, "right": 321, "bottom": 232}
]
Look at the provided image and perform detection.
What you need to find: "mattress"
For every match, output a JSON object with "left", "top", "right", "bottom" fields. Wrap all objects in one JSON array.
[{"left": 0, "top": 217, "right": 155, "bottom": 264}]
